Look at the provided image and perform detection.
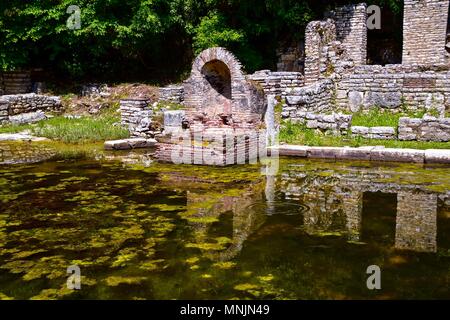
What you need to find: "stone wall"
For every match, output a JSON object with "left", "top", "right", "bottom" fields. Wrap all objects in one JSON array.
[
  {"left": 398, "top": 116, "right": 450, "bottom": 142},
  {"left": 156, "top": 128, "right": 265, "bottom": 166},
  {"left": 333, "top": 3, "right": 367, "bottom": 66},
  {"left": 119, "top": 98, "right": 159, "bottom": 138},
  {"left": 247, "top": 70, "right": 304, "bottom": 97},
  {"left": 304, "top": 19, "right": 337, "bottom": 85},
  {"left": 336, "top": 65, "right": 450, "bottom": 114},
  {"left": 283, "top": 112, "right": 352, "bottom": 133},
  {"left": 276, "top": 43, "right": 304, "bottom": 72},
  {"left": 282, "top": 79, "right": 335, "bottom": 116},
  {"left": 159, "top": 85, "right": 184, "bottom": 104},
  {"left": 0, "top": 93, "right": 61, "bottom": 124},
  {"left": 351, "top": 126, "right": 396, "bottom": 140},
  {"left": 403, "top": 0, "right": 449, "bottom": 65},
  {"left": 0, "top": 71, "right": 32, "bottom": 95}
]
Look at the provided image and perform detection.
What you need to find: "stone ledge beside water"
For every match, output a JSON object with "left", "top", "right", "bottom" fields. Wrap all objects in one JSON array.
[{"left": 274, "top": 145, "right": 450, "bottom": 164}]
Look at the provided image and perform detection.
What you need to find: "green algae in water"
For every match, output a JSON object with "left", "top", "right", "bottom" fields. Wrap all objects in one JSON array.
[{"left": 0, "top": 155, "right": 449, "bottom": 299}]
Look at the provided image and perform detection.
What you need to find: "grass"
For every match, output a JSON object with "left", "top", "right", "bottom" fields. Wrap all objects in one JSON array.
[
  {"left": 280, "top": 121, "right": 450, "bottom": 150},
  {"left": 0, "top": 114, "right": 129, "bottom": 144},
  {"left": 0, "top": 123, "right": 33, "bottom": 134},
  {"left": 351, "top": 108, "right": 426, "bottom": 127}
]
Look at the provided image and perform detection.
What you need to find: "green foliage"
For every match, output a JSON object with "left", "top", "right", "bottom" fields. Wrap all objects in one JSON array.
[
  {"left": 193, "top": 12, "right": 245, "bottom": 54},
  {"left": 0, "top": 0, "right": 404, "bottom": 79}
]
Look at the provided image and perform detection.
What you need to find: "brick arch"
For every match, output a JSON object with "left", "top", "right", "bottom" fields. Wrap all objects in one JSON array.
[
  {"left": 183, "top": 47, "right": 266, "bottom": 127},
  {"left": 190, "top": 47, "right": 245, "bottom": 83}
]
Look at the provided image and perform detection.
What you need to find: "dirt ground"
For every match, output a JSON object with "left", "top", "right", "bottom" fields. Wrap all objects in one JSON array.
[{"left": 60, "top": 83, "right": 160, "bottom": 115}]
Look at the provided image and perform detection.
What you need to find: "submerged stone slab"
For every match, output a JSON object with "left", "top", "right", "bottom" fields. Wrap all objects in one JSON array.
[
  {"left": 424, "top": 149, "right": 450, "bottom": 164},
  {"left": 104, "top": 138, "right": 157, "bottom": 150}
]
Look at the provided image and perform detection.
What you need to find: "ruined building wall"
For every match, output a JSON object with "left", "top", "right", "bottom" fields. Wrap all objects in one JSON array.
[
  {"left": 0, "top": 93, "right": 61, "bottom": 125},
  {"left": 183, "top": 47, "right": 265, "bottom": 128},
  {"left": 247, "top": 70, "right": 304, "bottom": 97},
  {"left": 333, "top": 3, "right": 368, "bottom": 66},
  {"left": 402, "top": 0, "right": 450, "bottom": 65},
  {"left": 304, "top": 19, "right": 337, "bottom": 85},
  {"left": 276, "top": 42, "right": 305, "bottom": 72},
  {"left": 395, "top": 192, "right": 438, "bottom": 252},
  {"left": 336, "top": 65, "right": 450, "bottom": 115},
  {"left": 282, "top": 79, "right": 335, "bottom": 117}
]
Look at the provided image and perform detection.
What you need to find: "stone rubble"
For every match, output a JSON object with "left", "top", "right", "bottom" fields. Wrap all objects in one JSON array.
[{"left": 398, "top": 116, "right": 450, "bottom": 142}]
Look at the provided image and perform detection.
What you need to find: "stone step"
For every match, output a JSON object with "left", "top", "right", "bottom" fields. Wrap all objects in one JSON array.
[{"left": 104, "top": 138, "right": 157, "bottom": 150}]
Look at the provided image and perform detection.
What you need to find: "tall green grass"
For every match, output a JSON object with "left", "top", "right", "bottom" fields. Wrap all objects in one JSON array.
[
  {"left": 351, "top": 108, "right": 426, "bottom": 127},
  {"left": 31, "top": 115, "right": 129, "bottom": 143},
  {"left": 0, "top": 123, "right": 33, "bottom": 134},
  {"left": 0, "top": 115, "right": 129, "bottom": 143}
]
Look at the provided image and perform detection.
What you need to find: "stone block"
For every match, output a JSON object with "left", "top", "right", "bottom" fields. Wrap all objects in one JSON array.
[
  {"left": 351, "top": 126, "right": 369, "bottom": 135},
  {"left": 335, "top": 147, "right": 372, "bottom": 161},
  {"left": 370, "top": 148, "right": 424, "bottom": 163},
  {"left": 369, "top": 126, "right": 396, "bottom": 135},
  {"left": 276, "top": 145, "right": 309, "bottom": 157},
  {"left": 8, "top": 111, "right": 47, "bottom": 125},
  {"left": 348, "top": 91, "right": 363, "bottom": 112},
  {"left": 424, "top": 149, "right": 450, "bottom": 164},
  {"left": 307, "top": 147, "right": 341, "bottom": 159},
  {"left": 104, "top": 138, "right": 157, "bottom": 150}
]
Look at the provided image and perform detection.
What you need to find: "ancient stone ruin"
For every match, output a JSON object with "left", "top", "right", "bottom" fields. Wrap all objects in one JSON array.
[
  {"left": 156, "top": 47, "right": 270, "bottom": 165},
  {"left": 155, "top": 0, "right": 450, "bottom": 146}
]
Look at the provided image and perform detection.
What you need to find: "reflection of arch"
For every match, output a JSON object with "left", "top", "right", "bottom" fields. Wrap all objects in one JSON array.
[{"left": 201, "top": 60, "right": 232, "bottom": 99}]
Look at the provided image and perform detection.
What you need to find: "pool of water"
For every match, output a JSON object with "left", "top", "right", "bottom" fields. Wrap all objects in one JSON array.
[{"left": 0, "top": 144, "right": 449, "bottom": 299}]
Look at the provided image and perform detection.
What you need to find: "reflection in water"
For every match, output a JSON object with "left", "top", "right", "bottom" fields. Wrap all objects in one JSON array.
[
  {"left": 395, "top": 192, "right": 437, "bottom": 252},
  {"left": 0, "top": 148, "right": 448, "bottom": 299},
  {"left": 277, "top": 163, "right": 447, "bottom": 253}
]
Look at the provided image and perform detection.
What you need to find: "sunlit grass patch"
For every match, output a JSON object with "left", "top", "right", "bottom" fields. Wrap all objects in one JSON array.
[
  {"left": 351, "top": 107, "right": 426, "bottom": 127},
  {"left": 279, "top": 121, "right": 450, "bottom": 150},
  {"left": 31, "top": 115, "right": 129, "bottom": 143}
]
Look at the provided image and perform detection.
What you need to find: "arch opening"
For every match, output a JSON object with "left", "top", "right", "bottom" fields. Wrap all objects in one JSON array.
[{"left": 201, "top": 60, "right": 232, "bottom": 100}]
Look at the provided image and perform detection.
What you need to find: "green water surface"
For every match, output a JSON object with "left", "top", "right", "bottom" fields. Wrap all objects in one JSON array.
[{"left": 0, "top": 143, "right": 449, "bottom": 300}]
